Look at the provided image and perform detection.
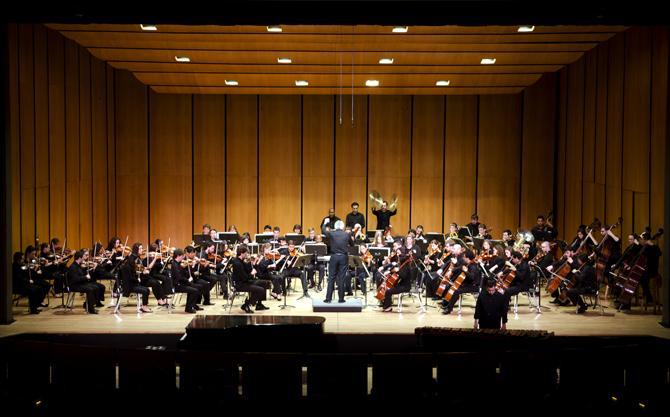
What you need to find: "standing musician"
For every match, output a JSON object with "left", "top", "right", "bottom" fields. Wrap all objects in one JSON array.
[
  {"left": 466, "top": 214, "right": 480, "bottom": 238},
  {"left": 636, "top": 230, "right": 663, "bottom": 306},
  {"left": 345, "top": 201, "right": 366, "bottom": 230},
  {"left": 474, "top": 279, "right": 509, "bottom": 330},
  {"left": 320, "top": 208, "right": 341, "bottom": 234},
  {"left": 441, "top": 249, "right": 481, "bottom": 315},
  {"left": 67, "top": 249, "right": 106, "bottom": 314},
  {"left": 323, "top": 220, "right": 351, "bottom": 303},
  {"left": 381, "top": 235, "right": 419, "bottom": 312},
  {"left": 372, "top": 201, "right": 396, "bottom": 232},
  {"left": 566, "top": 254, "right": 596, "bottom": 314},
  {"left": 171, "top": 249, "right": 204, "bottom": 314},
  {"left": 531, "top": 215, "right": 558, "bottom": 242},
  {"left": 12, "top": 251, "right": 48, "bottom": 314},
  {"left": 231, "top": 245, "right": 272, "bottom": 313}
]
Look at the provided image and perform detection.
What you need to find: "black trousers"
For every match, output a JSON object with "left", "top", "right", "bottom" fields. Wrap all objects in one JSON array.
[
  {"left": 175, "top": 283, "right": 202, "bottom": 309},
  {"left": 382, "top": 281, "right": 411, "bottom": 309},
  {"left": 283, "top": 267, "right": 308, "bottom": 295},
  {"left": 126, "top": 283, "right": 150, "bottom": 305},
  {"left": 305, "top": 263, "right": 325, "bottom": 287},
  {"left": 445, "top": 284, "right": 479, "bottom": 311},
  {"left": 566, "top": 287, "right": 594, "bottom": 308},
  {"left": 192, "top": 278, "right": 211, "bottom": 303},
  {"left": 506, "top": 284, "right": 530, "bottom": 299},
  {"left": 354, "top": 266, "right": 369, "bottom": 293},
  {"left": 70, "top": 282, "right": 105, "bottom": 311},
  {"left": 326, "top": 254, "right": 348, "bottom": 302},
  {"left": 237, "top": 280, "right": 271, "bottom": 305},
  {"left": 16, "top": 284, "right": 47, "bottom": 312},
  {"left": 150, "top": 271, "right": 173, "bottom": 298},
  {"left": 141, "top": 274, "right": 165, "bottom": 300}
]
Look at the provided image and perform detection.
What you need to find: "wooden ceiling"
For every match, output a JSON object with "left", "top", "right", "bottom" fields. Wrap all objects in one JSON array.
[{"left": 47, "top": 23, "right": 628, "bottom": 95}]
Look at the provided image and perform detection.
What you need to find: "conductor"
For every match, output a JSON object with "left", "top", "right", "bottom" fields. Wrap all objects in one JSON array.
[{"left": 323, "top": 220, "right": 351, "bottom": 303}]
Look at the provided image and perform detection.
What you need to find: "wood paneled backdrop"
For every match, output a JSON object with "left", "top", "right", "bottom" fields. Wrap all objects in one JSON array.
[{"left": 7, "top": 24, "right": 667, "bottom": 250}]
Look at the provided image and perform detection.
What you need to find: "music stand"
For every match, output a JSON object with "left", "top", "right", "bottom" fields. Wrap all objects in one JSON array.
[
  {"left": 218, "top": 232, "right": 239, "bottom": 245},
  {"left": 347, "top": 255, "right": 366, "bottom": 303},
  {"left": 367, "top": 230, "right": 379, "bottom": 240},
  {"left": 304, "top": 243, "right": 327, "bottom": 257},
  {"left": 254, "top": 233, "right": 274, "bottom": 244},
  {"left": 284, "top": 233, "right": 305, "bottom": 245},
  {"left": 369, "top": 247, "right": 390, "bottom": 261},
  {"left": 471, "top": 237, "right": 485, "bottom": 253},
  {"left": 457, "top": 227, "right": 471, "bottom": 240},
  {"left": 246, "top": 242, "right": 259, "bottom": 255},
  {"left": 192, "top": 234, "right": 207, "bottom": 248},
  {"left": 425, "top": 232, "right": 446, "bottom": 246},
  {"left": 292, "top": 254, "right": 314, "bottom": 300}
]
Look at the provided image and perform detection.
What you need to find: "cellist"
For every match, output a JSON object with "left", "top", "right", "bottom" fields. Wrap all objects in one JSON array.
[
  {"left": 566, "top": 254, "right": 597, "bottom": 314},
  {"left": 441, "top": 250, "right": 481, "bottom": 315},
  {"left": 380, "top": 235, "right": 417, "bottom": 312},
  {"left": 504, "top": 251, "right": 531, "bottom": 300}
]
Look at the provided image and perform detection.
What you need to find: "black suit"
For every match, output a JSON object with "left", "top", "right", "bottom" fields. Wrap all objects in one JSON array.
[
  {"left": 506, "top": 260, "right": 532, "bottom": 298},
  {"left": 231, "top": 257, "right": 271, "bottom": 305},
  {"left": 171, "top": 260, "right": 203, "bottom": 310},
  {"left": 324, "top": 230, "right": 351, "bottom": 302},
  {"left": 12, "top": 262, "right": 47, "bottom": 312},
  {"left": 67, "top": 262, "right": 105, "bottom": 312},
  {"left": 567, "top": 263, "right": 596, "bottom": 308}
]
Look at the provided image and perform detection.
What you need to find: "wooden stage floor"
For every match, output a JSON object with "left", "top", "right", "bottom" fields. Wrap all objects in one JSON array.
[{"left": 2, "top": 288, "right": 669, "bottom": 339}]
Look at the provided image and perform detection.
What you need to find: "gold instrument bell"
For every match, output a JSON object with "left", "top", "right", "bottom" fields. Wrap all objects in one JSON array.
[{"left": 368, "top": 190, "right": 399, "bottom": 211}]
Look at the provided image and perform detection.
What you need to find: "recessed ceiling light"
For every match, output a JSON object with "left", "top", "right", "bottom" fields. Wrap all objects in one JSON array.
[
  {"left": 392, "top": 26, "right": 408, "bottom": 33},
  {"left": 277, "top": 57, "right": 292, "bottom": 64},
  {"left": 225, "top": 80, "right": 238, "bottom": 86},
  {"left": 295, "top": 80, "right": 309, "bottom": 86},
  {"left": 175, "top": 56, "right": 191, "bottom": 63},
  {"left": 379, "top": 58, "right": 394, "bottom": 65},
  {"left": 480, "top": 58, "right": 497, "bottom": 65},
  {"left": 140, "top": 24, "right": 157, "bottom": 31},
  {"left": 435, "top": 80, "right": 450, "bottom": 86},
  {"left": 267, "top": 25, "right": 282, "bottom": 33},
  {"left": 365, "top": 80, "right": 380, "bottom": 87},
  {"left": 517, "top": 25, "right": 535, "bottom": 33}
]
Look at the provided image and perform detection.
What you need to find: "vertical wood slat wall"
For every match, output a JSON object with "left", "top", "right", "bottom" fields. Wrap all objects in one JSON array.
[
  {"left": 11, "top": 24, "right": 665, "bottom": 251},
  {"left": 555, "top": 27, "right": 667, "bottom": 255}
]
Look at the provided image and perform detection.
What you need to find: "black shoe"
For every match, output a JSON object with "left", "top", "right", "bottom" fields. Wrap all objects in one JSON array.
[
  {"left": 345, "top": 292, "right": 353, "bottom": 296},
  {"left": 255, "top": 303, "right": 269, "bottom": 311},
  {"left": 194, "top": 305, "right": 204, "bottom": 311},
  {"left": 619, "top": 304, "right": 631, "bottom": 311},
  {"left": 316, "top": 286, "right": 322, "bottom": 292},
  {"left": 338, "top": 299, "right": 346, "bottom": 303},
  {"left": 550, "top": 299, "right": 561, "bottom": 304},
  {"left": 95, "top": 302, "right": 104, "bottom": 308},
  {"left": 442, "top": 308, "right": 453, "bottom": 315},
  {"left": 577, "top": 305, "right": 587, "bottom": 314},
  {"left": 241, "top": 303, "right": 253, "bottom": 313},
  {"left": 185, "top": 307, "right": 197, "bottom": 314},
  {"left": 203, "top": 301, "right": 214, "bottom": 306},
  {"left": 323, "top": 299, "right": 332, "bottom": 303},
  {"left": 39, "top": 303, "right": 49, "bottom": 308},
  {"left": 88, "top": 309, "right": 98, "bottom": 314},
  {"left": 29, "top": 309, "right": 41, "bottom": 314},
  {"left": 303, "top": 292, "right": 311, "bottom": 298}
]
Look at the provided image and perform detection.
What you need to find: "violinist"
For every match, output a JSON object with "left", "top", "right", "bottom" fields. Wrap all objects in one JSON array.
[
  {"left": 133, "top": 243, "right": 169, "bottom": 306},
  {"left": 231, "top": 245, "right": 271, "bottom": 313},
  {"left": 345, "top": 201, "right": 366, "bottom": 230},
  {"left": 371, "top": 231, "right": 385, "bottom": 248},
  {"left": 442, "top": 250, "right": 481, "bottom": 315},
  {"left": 24, "top": 245, "right": 52, "bottom": 298},
  {"left": 504, "top": 251, "right": 531, "bottom": 300},
  {"left": 380, "top": 235, "right": 418, "bottom": 312},
  {"left": 119, "top": 244, "right": 152, "bottom": 313},
  {"left": 171, "top": 249, "right": 204, "bottom": 313},
  {"left": 566, "top": 254, "right": 596, "bottom": 314},
  {"left": 280, "top": 240, "right": 310, "bottom": 298},
  {"left": 208, "top": 228, "right": 221, "bottom": 243},
  {"left": 67, "top": 249, "right": 105, "bottom": 314},
  {"left": 184, "top": 246, "right": 215, "bottom": 306},
  {"left": 256, "top": 243, "right": 284, "bottom": 300},
  {"left": 146, "top": 243, "right": 173, "bottom": 306},
  {"left": 89, "top": 242, "right": 114, "bottom": 285},
  {"left": 12, "top": 251, "right": 48, "bottom": 314},
  {"left": 424, "top": 240, "right": 445, "bottom": 299},
  {"left": 351, "top": 245, "right": 374, "bottom": 294},
  {"left": 202, "top": 242, "right": 229, "bottom": 299}
]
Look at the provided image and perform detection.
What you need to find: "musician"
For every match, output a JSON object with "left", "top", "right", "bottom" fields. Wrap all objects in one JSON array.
[
  {"left": 504, "top": 251, "right": 532, "bottom": 299},
  {"left": 106, "top": 236, "right": 125, "bottom": 269},
  {"left": 531, "top": 241, "right": 555, "bottom": 272},
  {"left": 228, "top": 225, "right": 238, "bottom": 233},
  {"left": 292, "top": 224, "right": 303, "bottom": 234},
  {"left": 569, "top": 226, "right": 595, "bottom": 254},
  {"left": 304, "top": 233, "right": 326, "bottom": 290},
  {"left": 119, "top": 247, "right": 152, "bottom": 313},
  {"left": 424, "top": 240, "right": 446, "bottom": 299},
  {"left": 352, "top": 245, "right": 375, "bottom": 294},
  {"left": 12, "top": 251, "right": 48, "bottom": 314},
  {"left": 566, "top": 254, "right": 596, "bottom": 314},
  {"left": 345, "top": 201, "right": 366, "bottom": 230},
  {"left": 502, "top": 229, "right": 515, "bottom": 247},
  {"left": 486, "top": 245, "right": 507, "bottom": 275},
  {"left": 146, "top": 243, "right": 173, "bottom": 306},
  {"left": 380, "top": 236, "right": 417, "bottom": 312},
  {"left": 263, "top": 225, "right": 272, "bottom": 233},
  {"left": 67, "top": 249, "right": 105, "bottom": 314},
  {"left": 637, "top": 231, "right": 662, "bottom": 305},
  {"left": 184, "top": 246, "right": 215, "bottom": 306},
  {"left": 131, "top": 243, "right": 168, "bottom": 307},
  {"left": 320, "top": 208, "right": 341, "bottom": 234},
  {"left": 474, "top": 279, "right": 509, "bottom": 330},
  {"left": 546, "top": 250, "right": 576, "bottom": 306},
  {"left": 202, "top": 223, "right": 211, "bottom": 237},
  {"left": 531, "top": 215, "right": 557, "bottom": 242},
  {"left": 383, "top": 226, "right": 395, "bottom": 244},
  {"left": 476, "top": 224, "right": 492, "bottom": 240},
  {"left": 24, "top": 245, "right": 52, "bottom": 297},
  {"left": 280, "top": 240, "right": 310, "bottom": 298},
  {"left": 372, "top": 201, "right": 396, "bottom": 231},
  {"left": 90, "top": 242, "right": 115, "bottom": 286},
  {"left": 324, "top": 220, "right": 351, "bottom": 303},
  {"left": 255, "top": 243, "right": 284, "bottom": 300},
  {"left": 610, "top": 234, "right": 642, "bottom": 301},
  {"left": 171, "top": 249, "right": 204, "bottom": 313},
  {"left": 271, "top": 226, "right": 282, "bottom": 248},
  {"left": 208, "top": 228, "right": 221, "bottom": 243},
  {"left": 201, "top": 242, "right": 229, "bottom": 299},
  {"left": 447, "top": 223, "right": 459, "bottom": 239},
  {"left": 371, "top": 231, "right": 385, "bottom": 247},
  {"left": 231, "top": 245, "right": 272, "bottom": 313},
  {"left": 594, "top": 224, "right": 621, "bottom": 284},
  {"left": 466, "top": 214, "right": 480, "bottom": 238},
  {"left": 442, "top": 250, "right": 481, "bottom": 315}
]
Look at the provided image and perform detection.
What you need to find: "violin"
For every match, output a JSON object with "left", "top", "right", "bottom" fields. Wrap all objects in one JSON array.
[
  {"left": 208, "top": 252, "right": 224, "bottom": 262},
  {"left": 289, "top": 247, "right": 299, "bottom": 257},
  {"left": 265, "top": 251, "right": 282, "bottom": 260}
]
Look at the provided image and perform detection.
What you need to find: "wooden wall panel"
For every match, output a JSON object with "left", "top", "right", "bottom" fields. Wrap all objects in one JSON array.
[
  {"left": 259, "top": 96, "right": 301, "bottom": 234},
  {"left": 368, "top": 95, "right": 412, "bottom": 233},
  {"left": 78, "top": 49, "right": 92, "bottom": 248},
  {"left": 477, "top": 94, "right": 522, "bottom": 236},
  {"left": 521, "top": 73, "right": 556, "bottom": 229},
  {"left": 411, "top": 96, "right": 444, "bottom": 232},
  {"left": 622, "top": 28, "right": 651, "bottom": 195},
  {"left": 226, "top": 95, "right": 258, "bottom": 234},
  {"left": 47, "top": 29, "right": 66, "bottom": 244},
  {"left": 64, "top": 41, "right": 80, "bottom": 248},
  {"left": 582, "top": 52, "right": 597, "bottom": 225},
  {"left": 605, "top": 34, "right": 624, "bottom": 231},
  {"left": 106, "top": 66, "right": 116, "bottom": 237},
  {"left": 193, "top": 95, "right": 225, "bottom": 233},
  {"left": 91, "top": 58, "right": 109, "bottom": 244},
  {"left": 556, "top": 68, "right": 568, "bottom": 239},
  {"left": 302, "top": 95, "right": 334, "bottom": 231},
  {"left": 564, "top": 58, "right": 585, "bottom": 235},
  {"left": 149, "top": 93, "right": 192, "bottom": 248},
  {"left": 650, "top": 27, "right": 668, "bottom": 237},
  {"left": 594, "top": 44, "right": 609, "bottom": 223},
  {"left": 8, "top": 24, "right": 21, "bottom": 252},
  {"left": 115, "top": 70, "right": 148, "bottom": 245},
  {"left": 334, "top": 96, "right": 368, "bottom": 226},
  {"left": 443, "top": 95, "right": 477, "bottom": 228},
  {"left": 34, "top": 24, "right": 50, "bottom": 244},
  {"left": 19, "top": 24, "right": 35, "bottom": 249}
]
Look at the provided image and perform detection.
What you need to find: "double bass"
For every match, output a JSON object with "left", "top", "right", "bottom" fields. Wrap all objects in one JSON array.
[
  {"left": 616, "top": 228, "right": 664, "bottom": 306},
  {"left": 592, "top": 217, "right": 622, "bottom": 284}
]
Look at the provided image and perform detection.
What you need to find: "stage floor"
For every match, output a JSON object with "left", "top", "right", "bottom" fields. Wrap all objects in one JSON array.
[{"left": 2, "top": 288, "right": 669, "bottom": 339}]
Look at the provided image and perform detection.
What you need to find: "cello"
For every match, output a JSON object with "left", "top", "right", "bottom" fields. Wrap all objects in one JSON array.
[
  {"left": 545, "top": 225, "right": 594, "bottom": 294},
  {"left": 375, "top": 254, "right": 412, "bottom": 301}
]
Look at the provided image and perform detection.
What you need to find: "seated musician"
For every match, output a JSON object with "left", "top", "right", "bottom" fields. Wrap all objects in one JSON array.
[
  {"left": 202, "top": 241, "right": 228, "bottom": 299},
  {"left": 504, "top": 251, "right": 532, "bottom": 299},
  {"left": 610, "top": 234, "right": 641, "bottom": 303},
  {"left": 632, "top": 230, "right": 662, "bottom": 307},
  {"left": 106, "top": 236, "right": 125, "bottom": 269},
  {"left": 184, "top": 246, "right": 215, "bottom": 306},
  {"left": 594, "top": 224, "right": 621, "bottom": 285},
  {"left": 569, "top": 225, "right": 595, "bottom": 253},
  {"left": 381, "top": 235, "right": 419, "bottom": 312},
  {"left": 256, "top": 243, "right": 284, "bottom": 300},
  {"left": 231, "top": 245, "right": 271, "bottom": 313},
  {"left": 383, "top": 226, "right": 395, "bottom": 244},
  {"left": 546, "top": 249, "right": 576, "bottom": 306},
  {"left": 24, "top": 245, "right": 52, "bottom": 298},
  {"left": 12, "top": 251, "right": 48, "bottom": 314},
  {"left": 279, "top": 240, "right": 310, "bottom": 298},
  {"left": 67, "top": 249, "right": 106, "bottom": 314},
  {"left": 208, "top": 228, "right": 221, "bottom": 243},
  {"left": 424, "top": 240, "right": 445, "bottom": 299},
  {"left": 146, "top": 243, "right": 173, "bottom": 306},
  {"left": 292, "top": 224, "right": 303, "bottom": 234},
  {"left": 371, "top": 231, "right": 385, "bottom": 247},
  {"left": 131, "top": 243, "right": 169, "bottom": 307},
  {"left": 566, "top": 254, "right": 596, "bottom": 314},
  {"left": 304, "top": 231, "right": 326, "bottom": 290},
  {"left": 119, "top": 245, "right": 152, "bottom": 313},
  {"left": 474, "top": 279, "right": 509, "bottom": 330},
  {"left": 414, "top": 225, "right": 427, "bottom": 245},
  {"left": 351, "top": 244, "right": 374, "bottom": 294},
  {"left": 447, "top": 223, "right": 459, "bottom": 239},
  {"left": 171, "top": 249, "right": 204, "bottom": 313},
  {"left": 502, "top": 229, "right": 515, "bottom": 248},
  {"left": 38, "top": 242, "right": 58, "bottom": 285},
  {"left": 476, "top": 224, "right": 492, "bottom": 240},
  {"left": 531, "top": 241, "right": 555, "bottom": 271},
  {"left": 442, "top": 250, "right": 481, "bottom": 315},
  {"left": 271, "top": 226, "right": 282, "bottom": 248}
]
